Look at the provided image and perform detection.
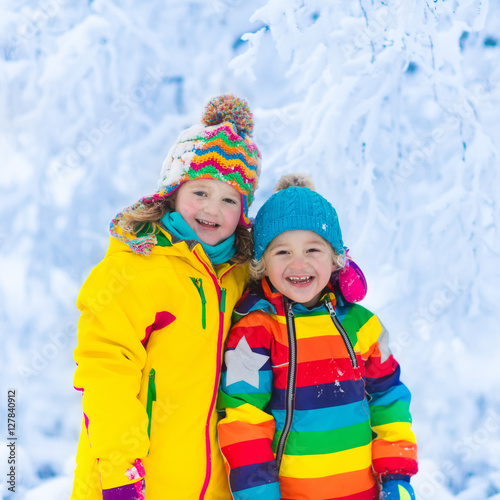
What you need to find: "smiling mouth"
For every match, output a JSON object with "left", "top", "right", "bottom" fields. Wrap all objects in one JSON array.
[
  {"left": 287, "top": 276, "right": 313, "bottom": 284},
  {"left": 196, "top": 219, "right": 219, "bottom": 228}
]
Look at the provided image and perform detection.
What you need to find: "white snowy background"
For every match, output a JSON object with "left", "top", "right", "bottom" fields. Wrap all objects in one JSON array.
[{"left": 1, "top": 0, "right": 499, "bottom": 498}]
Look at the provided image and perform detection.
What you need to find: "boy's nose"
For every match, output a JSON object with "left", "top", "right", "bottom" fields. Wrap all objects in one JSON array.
[{"left": 289, "top": 256, "right": 307, "bottom": 270}]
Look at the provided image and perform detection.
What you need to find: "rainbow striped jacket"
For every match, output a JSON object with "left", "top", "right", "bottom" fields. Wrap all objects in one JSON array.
[{"left": 217, "top": 279, "right": 418, "bottom": 500}]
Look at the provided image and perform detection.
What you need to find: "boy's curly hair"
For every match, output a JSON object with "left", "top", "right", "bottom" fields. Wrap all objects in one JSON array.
[{"left": 120, "top": 197, "right": 253, "bottom": 265}]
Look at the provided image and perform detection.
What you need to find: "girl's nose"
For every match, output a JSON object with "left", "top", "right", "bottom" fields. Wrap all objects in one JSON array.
[{"left": 203, "top": 200, "right": 219, "bottom": 215}]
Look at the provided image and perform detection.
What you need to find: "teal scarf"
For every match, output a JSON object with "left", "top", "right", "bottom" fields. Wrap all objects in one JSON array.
[{"left": 161, "top": 212, "right": 237, "bottom": 265}]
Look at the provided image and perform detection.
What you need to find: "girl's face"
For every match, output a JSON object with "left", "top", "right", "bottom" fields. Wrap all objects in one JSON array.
[
  {"left": 174, "top": 178, "right": 242, "bottom": 246},
  {"left": 263, "top": 230, "right": 336, "bottom": 308}
]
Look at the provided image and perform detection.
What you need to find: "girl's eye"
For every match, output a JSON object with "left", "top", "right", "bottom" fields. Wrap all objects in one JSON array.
[
  {"left": 275, "top": 250, "right": 288, "bottom": 255},
  {"left": 307, "top": 248, "right": 320, "bottom": 253},
  {"left": 223, "top": 198, "right": 237, "bottom": 204},
  {"left": 194, "top": 191, "right": 207, "bottom": 197}
]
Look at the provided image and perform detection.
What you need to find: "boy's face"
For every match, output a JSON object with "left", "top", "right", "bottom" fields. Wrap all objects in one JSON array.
[
  {"left": 263, "top": 230, "right": 337, "bottom": 308},
  {"left": 174, "top": 178, "right": 241, "bottom": 246}
]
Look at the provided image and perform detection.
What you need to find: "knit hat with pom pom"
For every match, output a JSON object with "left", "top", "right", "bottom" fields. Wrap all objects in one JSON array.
[
  {"left": 140, "top": 94, "right": 261, "bottom": 227},
  {"left": 253, "top": 173, "right": 344, "bottom": 261}
]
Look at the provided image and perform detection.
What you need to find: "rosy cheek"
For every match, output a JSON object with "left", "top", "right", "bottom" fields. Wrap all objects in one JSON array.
[{"left": 230, "top": 211, "right": 240, "bottom": 225}]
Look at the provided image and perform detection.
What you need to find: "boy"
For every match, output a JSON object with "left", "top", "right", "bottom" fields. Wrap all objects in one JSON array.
[{"left": 217, "top": 174, "right": 418, "bottom": 500}]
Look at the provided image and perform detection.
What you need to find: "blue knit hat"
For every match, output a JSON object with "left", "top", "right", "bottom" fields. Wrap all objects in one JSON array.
[{"left": 253, "top": 178, "right": 344, "bottom": 261}]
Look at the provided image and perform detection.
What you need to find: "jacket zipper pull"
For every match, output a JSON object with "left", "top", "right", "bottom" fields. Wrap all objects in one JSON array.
[
  {"left": 190, "top": 278, "right": 207, "bottom": 329},
  {"left": 147, "top": 368, "right": 156, "bottom": 438},
  {"left": 324, "top": 298, "right": 335, "bottom": 317},
  {"left": 324, "top": 298, "right": 358, "bottom": 369},
  {"left": 220, "top": 287, "right": 226, "bottom": 313}
]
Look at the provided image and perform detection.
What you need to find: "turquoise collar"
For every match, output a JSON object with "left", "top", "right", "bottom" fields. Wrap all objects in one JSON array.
[{"left": 161, "top": 212, "right": 236, "bottom": 265}]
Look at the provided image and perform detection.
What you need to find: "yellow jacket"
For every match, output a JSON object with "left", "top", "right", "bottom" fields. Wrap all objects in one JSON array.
[{"left": 71, "top": 226, "right": 248, "bottom": 500}]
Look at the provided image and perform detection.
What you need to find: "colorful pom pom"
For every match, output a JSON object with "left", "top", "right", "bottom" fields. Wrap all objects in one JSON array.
[{"left": 202, "top": 94, "right": 254, "bottom": 135}]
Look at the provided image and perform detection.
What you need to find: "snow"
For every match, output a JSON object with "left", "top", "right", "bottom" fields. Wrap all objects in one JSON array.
[{"left": 1, "top": 1, "right": 499, "bottom": 498}]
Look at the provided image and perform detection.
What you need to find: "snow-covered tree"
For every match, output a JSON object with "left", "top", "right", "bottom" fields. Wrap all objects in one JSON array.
[
  {"left": 234, "top": 1, "right": 500, "bottom": 496},
  {"left": 1, "top": 1, "right": 499, "bottom": 497}
]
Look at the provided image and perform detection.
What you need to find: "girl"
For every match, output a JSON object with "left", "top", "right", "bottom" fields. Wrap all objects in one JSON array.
[
  {"left": 71, "top": 95, "right": 261, "bottom": 500},
  {"left": 218, "top": 174, "right": 418, "bottom": 500}
]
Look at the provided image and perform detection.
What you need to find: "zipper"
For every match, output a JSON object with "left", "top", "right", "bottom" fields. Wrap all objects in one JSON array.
[
  {"left": 275, "top": 298, "right": 297, "bottom": 470},
  {"left": 192, "top": 250, "right": 228, "bottom": 499},
  {"left": 190, "top": 278, "right": 207, "bottom": 329},
  {"left": 146, "top": 368, "right": 156, "bottom": 438},
  {"left": 324, "top": 298, "right": 358, "bottom": 368}
]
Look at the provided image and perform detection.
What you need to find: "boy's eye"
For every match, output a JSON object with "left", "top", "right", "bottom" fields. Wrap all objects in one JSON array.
[
  {"left": 275, "top": 250, "right": 288, "bottom": 255},
  {"left": 307, "top": 248, "right": 320, "bottom": 253}
]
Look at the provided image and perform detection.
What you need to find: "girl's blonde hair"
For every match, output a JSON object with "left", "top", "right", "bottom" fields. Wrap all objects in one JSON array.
[{"left": 120, "top": 197, "right": 253, "bottom": 265}]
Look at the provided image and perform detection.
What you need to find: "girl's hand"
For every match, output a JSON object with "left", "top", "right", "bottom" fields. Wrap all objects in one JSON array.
[
  {"left": 102, "top": 478, "right": 145, "bottom": 500},
  {"left": 103, "top": 459, "right": 146, "bottom": 500}
]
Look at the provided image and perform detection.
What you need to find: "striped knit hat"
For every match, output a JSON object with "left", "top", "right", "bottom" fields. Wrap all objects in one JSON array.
[
  {"left": 140, "top": 94, "right": 261, "bottom": 227},
  {"left": 253, "top": 174, "right": 344, "bottom": 261}
]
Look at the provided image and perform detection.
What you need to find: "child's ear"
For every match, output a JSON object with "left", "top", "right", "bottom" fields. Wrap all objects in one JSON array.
[
  {"left": 331, "top": 257, "right": 337, "bottom": 273},
  {"left": 261, "top": 256, "right": 268, "bottom": 276}
]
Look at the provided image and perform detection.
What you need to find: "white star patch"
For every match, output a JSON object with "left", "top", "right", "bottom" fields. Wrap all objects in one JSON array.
[{"left": 225, "top": 336, "right": 269, "bottom": 388}]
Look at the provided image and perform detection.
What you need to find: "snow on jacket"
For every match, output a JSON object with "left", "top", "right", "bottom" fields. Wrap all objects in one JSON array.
[
  {"left": 217, "top": 278, "right": 418, "bottom": 500},
  {"left": 71, "top": 224, "right": 248, "bottom": 500}
]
